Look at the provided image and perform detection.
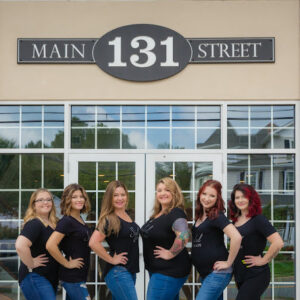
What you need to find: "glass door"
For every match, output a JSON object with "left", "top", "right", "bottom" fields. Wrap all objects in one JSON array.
[{"left": 68, "top": 154, "right": 145, "bottom": 300}]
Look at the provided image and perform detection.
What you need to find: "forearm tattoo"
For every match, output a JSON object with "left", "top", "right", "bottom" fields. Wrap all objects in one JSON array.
[{"left": 170, "top": 218, "right": 190, "bottom": 256}]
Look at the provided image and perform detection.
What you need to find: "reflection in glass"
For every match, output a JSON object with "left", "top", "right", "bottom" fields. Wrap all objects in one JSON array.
[
  {"left": 0, "top": 129, "right": 19, "bottom": 148},
  {"left": 183, "top": 192, "right": 193, "bottom": 221},
  {"left": 227, "top": 106, "right": 248, "bottom": 127},
  {"left": 21, "top": 154, "right": 41, "bottom": 189},
  {"left": 0, "top": 106, "right": 19, "bottom": 127},
  {"left": 127, "top": 192, "right": 135, "bottom": 221},
  {"left": 274, "top": 222, "right": 295, "bottom": 250},
  {"left": 273, "top": 129, "right": 295, "bottom": 149},
  {"left": 194, "top": 162, "right": 213, "bottom": 191},
  {"left": 250, "top": 106, "right": 271, "bottom": 128},
  {"left": 0, "top": 155, "right": 19, "bottom": 189},
  {"left": 172, "top": 106, "right": 195, "bottom": 127},
  {"left": 97, "top": 129, "right": 120, "bottom": 149},
  {"left": 97, "top": 106, "right": 120, "bottom": 128},
  {"left": 197, "top": 129, "right": 220, "bottom": 149},
  {"left": 122, "top": 129, "right": 145, "bottom": 149},
  {"left": 250, "top": 129, "right": 271, "bottom": 149},
  {"left": 71, "top": 106, "right": 95, "bottom": 127},
  {"left": 147, "top": 106, "right": 170, "bottom": 127},
  {"left": 147, "top": 129, "right": 170, "bottom": 149},
  {"left": 273, "top": 106, "right": 294, "bottom": 127},
  {"left": 227, "top": 129, "right": 248, "bottom": 149},
  {"left": 87, "top": 192, "right": 96, "bottom": 222},
  {"left": 122, "top": 106, "right": 145, "bottom": 127},
  {"left": 21, "top": 128, "right": 42, "bottom": 148},
  {"left": 79, "top": 162, "right": 96, "bottom": 191},
  {"left": 0, "top": 193, "right": 19, "bottom": 219},
  {"left": 274, "top": 193, "right": 294, "bottom": 220},
  {"left": 0, "top": 221, "right": 18, "bottom": 247},
  {"left": 274, "top": 253, "right": 295, "bottom": 283},
  {"left": 21, "top": 192, "right": 32, "bottom": 218},
  {"left": 172, "top": 129, "right": 194, "bottom": 149},
  {"left": 98, "top": 192, "right": 105, "bottom": 217},
  {"left": 118, "top": 162, "right": 135, "bottom": 190},
  {"left": 44, "top": 154, "right": 64, "bottom": 189},
  {"left": 98, "top": 162, "right": 116, "bottom": 190},
  {"left": 44, "top": 128, "right": 64, "bottom": 148},
  {"left": 0, "top": 282, "right": 19, "bottom": 299},
  {"left": 250, "top": 155, "right": 271, "bottom": 190},
  {"left": 175, "top": 162, "right": 192, "bottom": 191},
  {"left": 155, "top": 162, "right": 172, "bottom": 184},
  {"left": 71, "top": 129, "right": 95, "bottom": 149},
  {"left": 197, "top": 106, "right": 220, "bottom": 127},
  {"left": 227, "top": 155, "right": 248, "bottom": 191},
  {"left": 22, "top": 106, "right": 42, "bottom": 127},
  {"left": 44, "top": 106, "right": 64, "bottom": 127},
  {"left": 180, "top": 284, "right": 193, "bottom": 300},
  {"left": 0, "top": 253, "right": 18, "bottom": 280},
  {"left": 227, "top": 284, "right": 238, "bottom": 300},
  {"left": 260, "top": 193, "right": 271, "bottom": 219},
  {"left": 273, "top": 284, "right": 295, "bottom": 300},
  {"left": 273, "top": 155, "right": 294, "bottom": 190}
]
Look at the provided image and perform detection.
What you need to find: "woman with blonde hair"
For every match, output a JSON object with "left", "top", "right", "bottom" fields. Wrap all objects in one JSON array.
[
  {"left": 89, "top": 180, "right": 140, "bottom": 300},
  {"left": 46, "top": 183, "right": 92, "bottom": 300},
  {"left": 16, "top": 188, "right": 59, "bottom": 300},
  {"left": 141, "top": 177, "right": 191, "bottom": 300}
]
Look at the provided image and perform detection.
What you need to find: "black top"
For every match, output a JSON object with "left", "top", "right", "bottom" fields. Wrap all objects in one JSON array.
[
  {"left": 102, "top": 217, "right": 140, "bottom": 278},
  {"left": 191, "top": 212, "right": 230, "bottom": 278},
  {"left": 141, "top": 207, "right": 191, "bottom": 278},
  {"left": 233, "top": 214, "right": 276, "bottom": 283},
  {"left": 18, "top": 218, "right": 59, "bottom": 289},
  {"left": 55, "top": 215, "right": 92, "bottom": 283}
]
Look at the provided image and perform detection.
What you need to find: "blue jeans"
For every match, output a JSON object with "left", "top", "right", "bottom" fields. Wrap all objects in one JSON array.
[
  {"left": 147, "top": 272, "right": 188, "bottom": 300},
  {"left": 20, "top": 272, "right": 56, "bottom": 300},
  {"left": 104, "top": 266, "right": 138, "bottom": 300},
  {"left": 196, "top": 272, "right": 232, "bottom": 300},
  {"left": 61, "top": 281, "right": 90, "bottom": 300}
]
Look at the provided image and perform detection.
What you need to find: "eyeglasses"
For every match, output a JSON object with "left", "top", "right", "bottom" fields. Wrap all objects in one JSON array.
[{"left": 35, "top": 198, "right": 52, "bottom": 203}]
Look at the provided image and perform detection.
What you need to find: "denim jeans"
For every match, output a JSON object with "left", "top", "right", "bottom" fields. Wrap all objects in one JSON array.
[
  {"left": 147, "top": 272, "right": 188, "bottom": 300},
  {"left": 61, "top": 281, "right": 91, "bottom": 300},
  {"left": 196, "top": 272, "right": 232, "bottom": 300},
  {"left": 104, "top": 266, "right": 138, "bottom": 300},
  {"left": 20, "top": 272, "right": 56, "bottom": 300}
]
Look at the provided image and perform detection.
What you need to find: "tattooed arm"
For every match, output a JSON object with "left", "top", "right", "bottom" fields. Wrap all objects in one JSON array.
[{"left": 153, "top": 218, "right": 190, "bottom": 260}]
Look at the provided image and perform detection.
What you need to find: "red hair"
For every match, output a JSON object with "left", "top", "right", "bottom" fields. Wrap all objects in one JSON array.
[
  {"left": 195, "top": 180, "right": 225, "bottom": 220},
  {"left": 229, "top": 184, "right": 262, "bottom": 222}
]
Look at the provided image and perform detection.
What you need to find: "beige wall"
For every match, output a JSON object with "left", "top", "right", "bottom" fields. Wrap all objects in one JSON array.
[{"left": 0, "top": 0, "right": 299, "bottom": 101}]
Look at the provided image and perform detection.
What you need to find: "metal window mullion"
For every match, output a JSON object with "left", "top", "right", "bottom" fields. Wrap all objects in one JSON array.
[
  {"left": 42, "top": 105, "right": 45, "bottom": 149},
  {"left": 248, "top": 154, "right": 251, "bottom": 185},
  {"left": 95, "top": 105, "right": 97, "bottom": 150},
  {"left": 41, "top": 154, "right": 44, "bottom": 188},
  {"left": 19, "top": 105, "right": 22, "bottom": 149},
  {"left": 248, "top": 106, "right": 251, "bottom": 149},
  {"left": 271, "top": 106, "right": 274, "bottom": 149},
  {"left": 145, "top": 106, "right": 148, "bottom": 150},
  {"left": 170, "top": 106, "right": 172, "bottom": 149},
  {"left": 95, "top": 161, "right": 99, "bottom": 300},
  {"left": 116, "top": 161, "right": 118, "bottom": 180},
  {"left": 194, "top": 106, "right": 197, "bottom": 149},
  {"left": 120, "top": 106, "right": 123, "bottom": 149}
]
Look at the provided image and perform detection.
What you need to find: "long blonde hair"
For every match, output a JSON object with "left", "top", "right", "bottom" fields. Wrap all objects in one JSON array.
[
  {"left": 97, "top": 181, "right": 129, "bottom": 236},
  {"left": 60, "top": 183, "right": 91, "bottom": 216},
  {"left": 23, "top": 188, "right": 58, "bottom": 227},
  {"left": 150, "top": 177, "right": 185, "bottom": 218}
]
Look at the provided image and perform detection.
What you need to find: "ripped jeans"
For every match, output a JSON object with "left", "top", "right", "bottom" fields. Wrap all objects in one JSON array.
[{"left": 61, "top": 281, "right": 91, "bottom": 300}]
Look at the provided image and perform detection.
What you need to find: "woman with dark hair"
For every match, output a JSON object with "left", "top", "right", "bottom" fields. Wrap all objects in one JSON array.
[
  {"left": 46, "top": 183, "right": 92, "bottom": 300},
  {"left": 89, "top": 180, "right": 139, "bottom": 300},
  {"left": 141, "top": 177, "right": 191, "bottom": 300},
  {"left": 229, "top": 183, "right": 284, "bottom": 300},
  {"left": 16, "top": 188, "right": 59, "bottom": 300},
  {"left": 192, "top": 180, "right": 242, "bottom": 300}
]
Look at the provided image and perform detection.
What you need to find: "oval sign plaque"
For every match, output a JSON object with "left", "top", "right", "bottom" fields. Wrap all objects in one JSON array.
[{"left": 93, "top": 24, "right": 192, "bottom": 82}]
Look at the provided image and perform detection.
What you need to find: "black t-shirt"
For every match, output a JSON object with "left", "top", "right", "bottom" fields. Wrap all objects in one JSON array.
[
  {"left": 233, "top": 214, "right": 276, "bottom": 283},
  {"left": 18, "top": 218, "right": 59, "bottom": 289},
  {"left": 102, "top": 217, "right": 140, "bottom": 278},
  {"left": 55, "top": 215, "right": 92, "bottom": 283},
  {"left": 191, "top": 212, "right": 230, "bottom": 278},
  {"left": 141, "top": 207, "right": 191, "bottom": 278}
]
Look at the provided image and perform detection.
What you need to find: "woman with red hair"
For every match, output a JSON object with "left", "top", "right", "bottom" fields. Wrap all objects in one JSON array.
[
  {"left": 192, "top": 180, "right": 242, "bottom": 300},
  {"left": 229, "top": 184, "right": 284, "bottom": 300}
]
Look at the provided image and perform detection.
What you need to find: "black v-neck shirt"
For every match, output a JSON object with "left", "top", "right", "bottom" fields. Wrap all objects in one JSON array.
[
  {"left": 18, "top": 218, "right": 59, "bottom": 289},
  {"left": 233, "top": 214, "right": 276, "bottom": 283},
  {"left": 102, "top": 217, "right": 140, "bottom": 278},
  {"left": 141, "top": 207, "right": 191, "bottom": 278},
  {"left": 55, "top": 215, "right": 92, "bottom": 283},
  {"left": 191, "top": 212, "right": 230, "bottom": 278}
]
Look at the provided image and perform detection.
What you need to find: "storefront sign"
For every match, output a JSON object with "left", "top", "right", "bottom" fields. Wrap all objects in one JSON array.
[{"left": 18, "top": 24, "right": 275, "bottom": 81}]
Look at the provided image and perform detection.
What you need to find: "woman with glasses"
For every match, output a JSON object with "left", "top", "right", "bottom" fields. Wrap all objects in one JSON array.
[
  {"left": 229, "top": 184, "right": 284, "bottom": 300},
  {"left": 16, "top": 188, "right": 59, "bottom": 300},
  {"left": 141, "top": 177, "right": 191, "bottom": 300},
  {"left": 89, "top": 181, "right": 140, "bottom": 300},
  {"left": 46, "top": 183, "right": 92, "bottom": 300}
]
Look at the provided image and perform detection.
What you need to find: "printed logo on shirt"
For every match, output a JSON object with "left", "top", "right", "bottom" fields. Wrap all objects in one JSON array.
[
  {"left": 193, "top": 232, "right": 203, "bottom": 248},
  {"left": 129, "top": 227, "right": 139, "bottom": 243}
]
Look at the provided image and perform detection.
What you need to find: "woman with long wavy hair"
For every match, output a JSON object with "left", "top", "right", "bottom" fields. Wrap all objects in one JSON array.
[
  {"left": 89, "top": 180, "right": 140, "bottom": 300},
  {"left": 229, "top": 183, "right": 284, "bottom": 300},
  {"left": 16, "top": 188, "right": 59, "bottom": 300},
  {"left": 191, "top": 180, "right": 242, "bottom": 300},
  {"left": 46, "top": 183, "right": 92, "bottom": 300},
  {"left": 141, "top": 177, "right": 191, "bottom": 300}
]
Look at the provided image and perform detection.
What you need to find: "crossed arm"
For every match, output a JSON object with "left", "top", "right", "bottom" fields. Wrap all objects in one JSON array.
[{"left": 154, "top": 218, "right": 190, "bottom": 260}]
